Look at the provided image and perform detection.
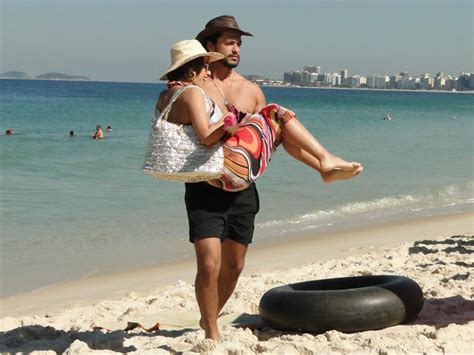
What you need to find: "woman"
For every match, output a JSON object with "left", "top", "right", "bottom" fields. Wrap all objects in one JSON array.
[{"left": 155, "top": 39, "right": 362, "bottom": 192}]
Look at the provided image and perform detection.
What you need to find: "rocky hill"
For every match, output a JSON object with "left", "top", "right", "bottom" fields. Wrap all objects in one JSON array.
[
  {"left": 0, "top": 71, "right": 90, "bottom": 81},
  {"left": 35, "top": 72, "right": 90, "bottom": 81},
  {"left": 0, "top": 71, "right": 31, "bottom": 79}
]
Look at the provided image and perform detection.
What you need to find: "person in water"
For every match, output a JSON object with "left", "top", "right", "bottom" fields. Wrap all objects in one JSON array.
[
  {"left": 154, "top": 32, "right": 362, "bottom": 340},
  {"left": 92, "top": 125, "right": 104, "bottom": 139}
]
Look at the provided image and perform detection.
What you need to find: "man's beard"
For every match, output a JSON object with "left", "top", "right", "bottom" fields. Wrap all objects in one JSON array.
[{"left": 220, "top": 57, "right": 239, "bottom": 68}]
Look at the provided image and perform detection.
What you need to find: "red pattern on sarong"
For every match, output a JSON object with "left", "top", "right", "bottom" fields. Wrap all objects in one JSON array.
[{"left": 207, "top": 104, "right": 295, "bottom": 192}]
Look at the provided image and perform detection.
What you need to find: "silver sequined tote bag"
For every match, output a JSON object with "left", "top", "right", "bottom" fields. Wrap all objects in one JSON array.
[{"left": 142, "top": 85, "right": 224, "bottom": 182}]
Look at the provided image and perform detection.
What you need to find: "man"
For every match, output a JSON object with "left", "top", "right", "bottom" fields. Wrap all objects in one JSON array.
[
  {"left": 189, "top": 15, "right": 265, "bottom": 340},
  {"left": 92, "top": 125, "right": 104, "bottom": 139},
  {"left": 197, "top": 15, "right": 266, "bottom": 114}
]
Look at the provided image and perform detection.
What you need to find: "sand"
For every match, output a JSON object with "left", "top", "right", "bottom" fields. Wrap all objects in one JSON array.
[{"left": 0, "top": 212, "right": 472, "bottom": 354}]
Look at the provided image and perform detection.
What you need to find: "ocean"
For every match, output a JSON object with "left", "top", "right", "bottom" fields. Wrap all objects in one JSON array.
[{"left": 1, "top": 79, "right": 473, "bottom": 297}]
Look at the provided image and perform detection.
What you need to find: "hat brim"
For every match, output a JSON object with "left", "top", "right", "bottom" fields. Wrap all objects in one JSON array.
[
  {"left": 196, "top": 27, "right": 253, "bottom": 45},
  {"left": 159, "top": 51, "right": 224, "bottom": 81}
]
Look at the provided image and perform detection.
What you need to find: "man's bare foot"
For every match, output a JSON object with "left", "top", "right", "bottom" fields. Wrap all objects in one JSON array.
[
  {"left": 205, "top": 329, "right": 221, "bottom": 341},
  {"left": 199, "top": 318, "right": 221, "bottom": 341},
  {"left": 320, "top": 155, "right": 359, "bottom": 172},
  {"left": 322, "top": 164, "right": 363, "bottom": 183},
  {"left": 192, "top": 338, "right": 218, "bottom": 352}
]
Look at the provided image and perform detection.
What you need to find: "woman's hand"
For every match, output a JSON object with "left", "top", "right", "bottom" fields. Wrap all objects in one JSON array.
[{"left": 223, "top": 112, "right": 239, "bottom": 135}]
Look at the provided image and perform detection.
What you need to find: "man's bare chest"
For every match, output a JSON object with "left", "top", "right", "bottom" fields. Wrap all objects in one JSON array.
[{"left": 204, "top": 84, "right": 256, "bottom": 114}]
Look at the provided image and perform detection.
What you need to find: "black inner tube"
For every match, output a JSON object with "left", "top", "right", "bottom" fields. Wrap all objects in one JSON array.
[{"left": 259, "top": 275, "right": 424, "bottom": 333}]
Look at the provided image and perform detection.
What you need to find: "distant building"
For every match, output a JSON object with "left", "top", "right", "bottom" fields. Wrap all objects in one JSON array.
[
  {"left": 388, "top": 75, "right": 400, "bottom": 89},
  {"left": 322, "top": 73, "right": 342, "bottom": 86},
  {"left": 309, "top": 72, "right": 319, "bottom": 83},
  {"left": 283, "top": 71, "right": 293, "bottom": 82},
  {"left": 304, "top": 65, "right": 321, "bottom": 74},
  {"left": 434, "top": 76, "right": 446, "bottom": 90},
  {"left": 378, "top": 75, "right": 389, "bottom": 89},
  {"left": 444, "top": 77, "right": 456, "bottom": 91},
  {"left": 367, "top": 75, "right": 388, "bottom": 89},
  {"left": 457, "top": 73, "right": 471, "bottom": 91},
  {"left": 419, "top": 74, "right": 434, "bottom": 90},
  {"left": 318, "top": 73, "right": 331, "bottom": 86},
  {"left": 284, "top": 70, "right": 308, "bottom": 84},
  {"left": 400, "top": 71, "right": 409, "bottom": 79},
  {"left": 366, "top": 76, "right": 375, "bottom": 88},
  {"left": 340, "top": 69, "right": 348, "bottom": 86},
  {"left": 401, "top": 76, "right": 419, "bottom": 90},
  {"left": 294, "top": 71, "right": 303, "bottom": 83},
  {"left": 347, "top": 75, "right": 362, "bottom": 88}
]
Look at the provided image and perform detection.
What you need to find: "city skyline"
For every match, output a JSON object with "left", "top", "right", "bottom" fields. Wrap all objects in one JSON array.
[
  {"left": 2, "top": 0, "right": 472, "bottom": 83},
  {"left": 283, "top": 65, "right": 470, "bottom": 81},
  {"left": 279, "top": 64, "right": 473, "bottom": 91}
]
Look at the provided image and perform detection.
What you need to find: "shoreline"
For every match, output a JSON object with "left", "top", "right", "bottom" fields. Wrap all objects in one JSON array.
[
  {"left": 2, "top": 78, "right": 473, "bottom": 94},
  {"left": 1, "top": 211, "right": 472, "bottom": 318},
  {"left": 261, "top": 84, "right": 474, "bottom": 94}
]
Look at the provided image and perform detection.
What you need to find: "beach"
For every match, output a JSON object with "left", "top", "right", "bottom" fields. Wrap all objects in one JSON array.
[{"left": 1, "top": 211, "right": 472, "bottom": 354}]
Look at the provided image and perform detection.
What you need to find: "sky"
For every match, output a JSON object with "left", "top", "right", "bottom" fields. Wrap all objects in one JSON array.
[{"left": 1, "top": 0, "right": 473, "bottom": 82}]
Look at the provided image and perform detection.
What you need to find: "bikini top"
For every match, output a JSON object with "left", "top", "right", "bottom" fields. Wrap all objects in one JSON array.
[{"left": 156, "top": 85, "right": 222, "bottom": 124}]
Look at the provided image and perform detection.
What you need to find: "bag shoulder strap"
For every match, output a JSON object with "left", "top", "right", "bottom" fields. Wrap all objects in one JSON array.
[{"left": 160, "top": 85, "right": 206, "bottom": 122}]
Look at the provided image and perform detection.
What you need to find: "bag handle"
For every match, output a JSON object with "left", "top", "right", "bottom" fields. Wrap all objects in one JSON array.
[{"left": 159, "top": 85, "right": 206, "bottom": 123}]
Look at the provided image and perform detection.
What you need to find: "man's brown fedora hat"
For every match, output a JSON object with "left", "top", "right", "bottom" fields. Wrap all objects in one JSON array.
[{"left": 196, "top": 15, "right": 253, "bottom": 45}]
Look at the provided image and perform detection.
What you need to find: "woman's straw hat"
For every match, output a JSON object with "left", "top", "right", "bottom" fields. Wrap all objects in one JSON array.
[{"left": 160, "top": 39, "right": 224, "bottom": 80}]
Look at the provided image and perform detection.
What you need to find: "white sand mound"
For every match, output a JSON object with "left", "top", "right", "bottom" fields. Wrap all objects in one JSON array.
[{"left": 1, "top": 235, "right": 473, "bottom": 354}]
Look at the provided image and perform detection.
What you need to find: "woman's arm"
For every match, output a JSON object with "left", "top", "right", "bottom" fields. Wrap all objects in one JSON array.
[
  {"left": 182, "top": 88, "right": 226, "bottom": 146},
  {"left": 156, "top": 90, "right": 167, "bottom": 113}
]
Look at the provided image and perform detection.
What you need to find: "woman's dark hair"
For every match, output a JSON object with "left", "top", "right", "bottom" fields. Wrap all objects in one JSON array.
[{"left": 167, "top": 57, "right": 205, "bottom": 81}]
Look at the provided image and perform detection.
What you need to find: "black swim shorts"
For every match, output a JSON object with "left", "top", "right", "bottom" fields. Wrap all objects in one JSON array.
[{"left": 184, "top": 182, "right": 260, "bottom": 244}]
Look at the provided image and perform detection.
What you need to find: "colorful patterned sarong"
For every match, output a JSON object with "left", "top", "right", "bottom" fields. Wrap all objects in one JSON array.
[{"left": 207, "top": 104, "right": 295, "bottom": 192}]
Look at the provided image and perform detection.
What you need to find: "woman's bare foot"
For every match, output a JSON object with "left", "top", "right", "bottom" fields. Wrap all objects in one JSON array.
[
  {"left": 320, "top": 155, "right": 359, "bottom": 172},
  {"left": 322, "top": 164, "right": 363, "bottom": 183}
]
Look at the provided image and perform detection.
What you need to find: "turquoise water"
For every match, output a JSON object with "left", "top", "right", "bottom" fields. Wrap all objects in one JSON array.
[{"left": 1, "top": 79, "right": 473, "bottom": 297}]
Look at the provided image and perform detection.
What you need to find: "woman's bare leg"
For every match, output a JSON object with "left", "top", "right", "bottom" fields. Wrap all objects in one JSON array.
[
  {"left": 278, "top": 109, "right": 359, "bottom": 172},
  {"left": 282, "top": 140, "right": 324, "bottom": 172},
  {"left": 282, "top": 140, "right": 363, "bottom": 182}
]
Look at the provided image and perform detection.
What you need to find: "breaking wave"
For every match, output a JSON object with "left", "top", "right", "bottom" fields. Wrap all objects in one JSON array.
[{"left": 256, "top": 181, "right": 473, "bottom": 236}]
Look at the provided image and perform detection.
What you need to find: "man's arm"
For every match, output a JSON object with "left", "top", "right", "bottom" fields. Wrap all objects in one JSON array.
[
  {"left": 241, "top": 78, "right": 266, "bottom": 113},
  {"left": 253, "top": 84, "right": 266, "bottom": 113}
]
